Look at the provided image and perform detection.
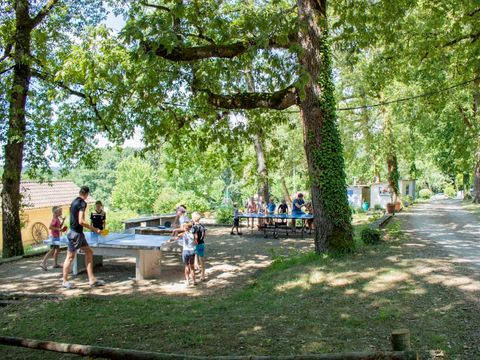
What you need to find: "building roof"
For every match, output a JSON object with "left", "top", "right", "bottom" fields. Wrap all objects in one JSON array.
[{"left": 20, "top": 181, "right": 93, "bottom": 209}]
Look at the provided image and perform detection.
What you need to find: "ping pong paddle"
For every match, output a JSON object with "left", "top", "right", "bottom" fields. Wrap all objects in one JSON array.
[{"left": 100, "top": 229, "right": 109, "bottom": 236}]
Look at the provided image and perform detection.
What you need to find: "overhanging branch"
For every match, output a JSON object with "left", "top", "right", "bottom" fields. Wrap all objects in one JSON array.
[
  {"left": 204, "top": 86, "right": 298, "bottom": 110},
  {"left": 141, "top": 34, "right": 297, "bottom": 61},
  {"left": 30, "top": 0, "right": 60, "bottom": 29}
]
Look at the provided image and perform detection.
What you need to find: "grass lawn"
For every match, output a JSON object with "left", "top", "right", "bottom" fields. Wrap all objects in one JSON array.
[{"left": 1, "top": 215, "right": 478, "bottom": 359}]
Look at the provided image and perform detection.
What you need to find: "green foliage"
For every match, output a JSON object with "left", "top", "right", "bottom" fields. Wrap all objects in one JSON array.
[
  {"left": 361, "top": 227, "right": 381, "bottom": 245},
  {"left": 105, "top": 209, "right": 139, "bottom": 233},
  {"left": 373, "top": 204, "right": 383, "bottom": 211},
  {"left": 443, "top": 184, "right": 456, "bottom": 198},
  {"left": 214, "top": 205, "right": 233, "bottom": 224},
  {"left": 111, "top": 156, "right": 159, "bottom": 214},
  {"left": 153, "top": 188, "right": 211, "bottom": 214},
  {"left": 419, "top": 188, "right": 432, "bottom": 199}
]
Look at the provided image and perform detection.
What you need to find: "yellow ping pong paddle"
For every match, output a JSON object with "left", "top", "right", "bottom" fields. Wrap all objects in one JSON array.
[{"left": 100, "top": 229, "right": 109, "bottom": 236}]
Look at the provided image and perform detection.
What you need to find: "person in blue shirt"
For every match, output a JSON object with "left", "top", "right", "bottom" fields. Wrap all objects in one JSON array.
[{"left": 292, "top": 193, "right": 305, "bottom": 215}]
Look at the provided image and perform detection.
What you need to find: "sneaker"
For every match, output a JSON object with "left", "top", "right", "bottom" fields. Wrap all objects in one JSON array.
[
  {"left": 89, "top": 280, "right": 105, "bottom": 288},
  {"left": 39, "top": 264, "right": 48, "bottom": 271},
  {"left": 237, "top": 232, "right": 243, "bottom": 235},
  {"left": 185, "top": 280, "right": 190, "bottom": 287},
  {"left": 230, "top": 232, "right": 235, "bottom": 235}
]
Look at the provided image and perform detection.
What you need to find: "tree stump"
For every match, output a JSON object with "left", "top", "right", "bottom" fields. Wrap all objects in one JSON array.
[{"left": 391, "top": 329, "right": 411, "bottom": 351}]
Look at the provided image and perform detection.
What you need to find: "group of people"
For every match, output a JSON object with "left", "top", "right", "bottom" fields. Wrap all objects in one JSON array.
[
  {"left": 231, "top": 192, "right": 314, "bottom": 233},
  {"left": 39, "top": 186, "right": 107, "bottom": 289},
  {"left": 169, "top": 207, "right": 207, "bottom": 286},
  {"left": 40, "top": 188, "right": 207, "bottom": 289}
]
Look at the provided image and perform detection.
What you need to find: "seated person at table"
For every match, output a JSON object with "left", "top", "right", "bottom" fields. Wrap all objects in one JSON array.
[
  {"left": 305, "top": 201, "right": 314, "bottom": 232},
  {"left": 277, "top": 199, "right": 289, "bottom": 225},
  {"left": 278, "top": 199, "right": 288, "bottom": 214}
]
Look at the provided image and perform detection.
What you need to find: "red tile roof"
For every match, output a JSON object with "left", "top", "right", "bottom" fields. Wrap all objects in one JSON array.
[{"left": 20, "top": 181, "right": 94, "bottom": 209}]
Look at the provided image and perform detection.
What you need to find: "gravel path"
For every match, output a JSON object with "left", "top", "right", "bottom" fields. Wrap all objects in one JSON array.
[
  {"left": 398, "top": 199, "right": 480, "bottom": 273},
  {"left": 0, "top": 226, "right": 314, "bottom": 297}
]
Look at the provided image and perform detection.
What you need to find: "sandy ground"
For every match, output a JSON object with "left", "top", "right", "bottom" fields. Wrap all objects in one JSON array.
[{"left": 0, "top": 226, "right": 315, "bottom": 298}]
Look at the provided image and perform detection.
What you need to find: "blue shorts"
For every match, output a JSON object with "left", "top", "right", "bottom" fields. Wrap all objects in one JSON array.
[
  {"left": 195, "top": 243, "right": 205, "bottom": 257},
  {"left": 67, "top": 230, "right": 88, "bottom": 252},
  {"left": 182, "top": 250, "right": 195, "bottom": 265}
]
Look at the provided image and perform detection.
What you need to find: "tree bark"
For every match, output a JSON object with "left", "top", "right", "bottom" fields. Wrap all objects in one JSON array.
[
  {"left": 281, "top": 178, "right": 293, "bottom": 207},
  {"left": 1, "top": 0, "right": 33, "bottom": 258},
  {"left": 252, "top": 133, "right": 269, "bottom": 201},
  {"left": 297, "top": 0, "right": 353, "bottom": 252},
  {"left": 472, "top": 75, "right": 480, "bottom": 203}
]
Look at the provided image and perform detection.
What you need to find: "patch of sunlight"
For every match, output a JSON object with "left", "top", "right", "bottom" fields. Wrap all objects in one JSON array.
[
  {"left": 301, "top": 341, "right": 327, "bottom": 353},
  {"left": 308, "top": 270, "right": 327, "bottom": 284},
  {"left": 344, "top": 288, "right": 357, "bottom": 295},
  {"left": 275, "top": 275, "right": 311, "bottom": 292},
  {"left": 238, "top": 325, "right": 264, "bottom": 336},
  {"left": 363, "top": 271, "right": 410, "bottom": 293},
  {"left": 425, "top": 274, "right": 480, "bottom": 291},
  {"left": 340, "top": 313, "right": 350, "bottom": 320}
]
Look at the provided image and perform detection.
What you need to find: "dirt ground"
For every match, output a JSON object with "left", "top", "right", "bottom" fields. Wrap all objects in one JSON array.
[{"left": 0, "top": 226, "right": 315, "bottom": 298}]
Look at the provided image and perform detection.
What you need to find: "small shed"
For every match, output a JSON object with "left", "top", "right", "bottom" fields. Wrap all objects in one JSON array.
[
  {"left": 0, "top": 180, "right": 94, "bottom": 248},
  {"left": 347, "top": 185, "right": 370, "bottom": 209},
  {"left": 399, "top": 179, "right": 416, "bottom": 200},
  {"left": 369, "top": 182, "right": 392, "bottom": 209}
]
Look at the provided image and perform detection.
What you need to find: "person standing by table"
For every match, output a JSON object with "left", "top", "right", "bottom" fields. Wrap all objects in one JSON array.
[
  {"left": 62, "top": 186, "right": 104, "bottom": 290},
  {"left": 191, "top": 212, "right": 207, "bottom": 282},
  {"left": 178, "top": 222, "right": 196, "bottom": 287},
  {"left": 246, "top": 197, "right": 257, "bottom": 229},
  {"left": 291, "top": 193, "right": 306, "bottom": 228},
  {"left": 277, "top": 199, "right": 289, "bottom": 225},
  {"left": 230, "top": 202, "right": 242, "bottom": 235},
  {"left": 40, "top": 206, "right": 66, "bottom": 271},
  {"left": 266, "top": 198, "right": 276, "bottom": 225},
  {"left": 90, "top": 200, "right": 106, "bottom": 242}
]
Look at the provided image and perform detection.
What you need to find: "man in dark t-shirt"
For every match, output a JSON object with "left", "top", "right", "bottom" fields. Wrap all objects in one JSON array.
[{"left": 62, "top": 186, "right": 104, "bottom": 290}]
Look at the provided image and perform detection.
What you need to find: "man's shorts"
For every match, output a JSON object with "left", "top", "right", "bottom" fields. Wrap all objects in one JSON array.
[
  {"left": 233, "top": 218, "right": 239, "bottom": 226},
  {"left": 67, "top": 230, "right": 88, "bottom": 252},
  {"left": 182, "top": 250, "right": 195, "bottom": 265},
  {"left": 195, "top": 243, "right": 205, "bottom": 257}
]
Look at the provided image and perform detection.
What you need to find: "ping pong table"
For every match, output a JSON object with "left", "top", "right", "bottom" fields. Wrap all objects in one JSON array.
[
  {"left": 44, "top": 232, "right": 179, "bottom": 280},
  {"left": 238, "top": 213, "right": 314, "bottom": 238}
]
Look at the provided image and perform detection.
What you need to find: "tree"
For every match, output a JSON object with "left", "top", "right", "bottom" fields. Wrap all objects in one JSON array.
[
  {"left": 0, "top": 1, "right": 128, "bottom": 257},
  {"left": 111, "top": 156, "right": 159, "bottom": 214},
  {"left": 128, "top": 0, "right": 353, "bottom": 252}
]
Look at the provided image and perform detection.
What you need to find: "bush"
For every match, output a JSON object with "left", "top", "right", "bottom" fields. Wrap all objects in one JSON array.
[
  {"left": 443, "top": 184, "right": 456, "bottom": 198},
  {"left": 373, "top": 204, "right": 383, "bottom": 211},
  {"left": 361, "top": 227, "right": 381, "bottom": 245},
  {"left": 153, "top": 188, "right": 211, "bottom": 214},
  {"left": 419, "top": 188, "right": 433, "bottom": 199},
  {"left": 106, "top": 209, "right": 140, "bottom": 232},
  {"left": 215, "top": 205, "right": 233, "bottom": 224}
]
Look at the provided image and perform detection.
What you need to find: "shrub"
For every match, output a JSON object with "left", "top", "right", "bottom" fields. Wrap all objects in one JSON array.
[
  {"left": 361, "top": 227, "right": 381, "bottom": 245},
  {"left": 443, "top": 184, "right": 456, "bottom": 198},
  {"left": 153, "top": 189, "right": 211, "bottom": 214},
  {"left": 106, "top": 209, "right": 140, "bottom": 232},
  {"left": 374, "top": 204, "right": 383, "bottom": 211},
  {"left": 419, "top": 188, "right": 432, "bottom": 199},
  {"left": 215, "top": 205, "right": 233, "bottom": 224}
]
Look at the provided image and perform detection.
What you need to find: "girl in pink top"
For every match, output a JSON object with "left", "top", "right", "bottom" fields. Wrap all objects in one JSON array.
[{"left": 40, "top": 206, "right": 67, "bottom": 271}]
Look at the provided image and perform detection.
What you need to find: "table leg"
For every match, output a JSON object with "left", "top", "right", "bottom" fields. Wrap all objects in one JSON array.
[{"left": 136, "top": 249, "right": 162, "bottom": 280}]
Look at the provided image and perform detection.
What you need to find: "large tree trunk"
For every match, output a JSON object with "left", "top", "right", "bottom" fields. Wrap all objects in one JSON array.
[
  {"left": 252, "top": 133, "right": 269, "bottom": 201},
  {"left": 297, "top": 0, "right": 353, "bottom": 253},
  {"left": 1, "top": 0, "right": 32, "bottom": 258},
  {"left": 472, "top": 75, "right": 480, "bottom": 203},
  {"left": 280, "top": 178, "right": 292, "bottom": 207}
]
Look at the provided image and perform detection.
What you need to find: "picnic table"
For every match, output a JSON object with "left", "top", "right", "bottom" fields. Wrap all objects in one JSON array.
[
  {"left": 44, "top": 232, "right": 180, "bottom": 280},
  {"left": 238, "top": 213, "right": 314, "bottom": 238},
  {"left": 122, "top": 214, "right": 176, "bottom": 230}
]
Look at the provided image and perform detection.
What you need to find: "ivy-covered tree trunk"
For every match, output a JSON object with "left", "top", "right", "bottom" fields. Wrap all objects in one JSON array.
[
  {"left": 381, "top": 103, "right": 399, "bottom": 204},
  {"left": 1, "top": 0, "right": 34, "bottom": 258},
  {"left": 297, "top": 0, "right": 353, "bottom": 253}
]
